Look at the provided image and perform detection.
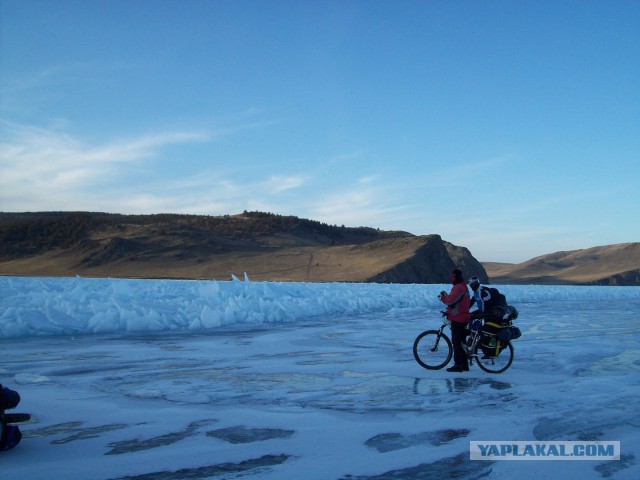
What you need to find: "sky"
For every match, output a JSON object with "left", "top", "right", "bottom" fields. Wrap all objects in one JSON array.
[{"left": 0, "top": 0, "right": 638, "bottom": 263}]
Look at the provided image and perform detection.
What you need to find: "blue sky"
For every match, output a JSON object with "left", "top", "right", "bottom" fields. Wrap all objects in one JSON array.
[{"left": 1, "top": 0, "right": 638, "bottom": 263}]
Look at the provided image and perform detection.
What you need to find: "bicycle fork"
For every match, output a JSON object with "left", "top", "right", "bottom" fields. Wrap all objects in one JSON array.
[
  {"left": 464, "top": 332, "right": 480, "bottom": 365},
  {"left": 430, "top": 326, "right": 447, "bottom": 352}
]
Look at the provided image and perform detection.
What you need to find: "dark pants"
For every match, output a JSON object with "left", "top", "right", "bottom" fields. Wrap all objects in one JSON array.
[{"left": 450, "top": 321, "right": 469, "bottom": 367}]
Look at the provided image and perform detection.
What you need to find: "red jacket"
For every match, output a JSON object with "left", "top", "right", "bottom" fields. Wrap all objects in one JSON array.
[{"left": 440, "top": 282, "right": 471, "bottom": 323}]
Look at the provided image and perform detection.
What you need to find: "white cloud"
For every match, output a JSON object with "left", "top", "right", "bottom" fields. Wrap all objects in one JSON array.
[
  {"left": 303, "top": 176, "right": 410, "bottom": 228},
  {"left": 0, "top": 124, "right": 316, "bottom": 214},
  {"left": 263, "top": 174, "right": 309, "bottom": 194},
  {"left": 0, "top": 121, "right": 211, "bottom": 211}
]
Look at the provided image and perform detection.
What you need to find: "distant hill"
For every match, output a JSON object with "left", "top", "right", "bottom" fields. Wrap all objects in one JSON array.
[
  {"left": 0, "top": 211, "right": 488, "bottom": 284},
  {"left": 483, "top": 243, "right": 640, "bottom": 286}
]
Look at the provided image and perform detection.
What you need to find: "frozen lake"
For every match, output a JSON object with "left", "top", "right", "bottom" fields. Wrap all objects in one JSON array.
[{"left": 1, "top": 277, "right": 639, "bottom": 479}]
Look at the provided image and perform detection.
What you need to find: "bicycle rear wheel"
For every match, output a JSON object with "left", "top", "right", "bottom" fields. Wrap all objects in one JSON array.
[
  {"left": 413, "top": 330, "right": 452, "bottom": 370},
  {"left": 474, "top": 341, "right": 514, "bottom": 374}
]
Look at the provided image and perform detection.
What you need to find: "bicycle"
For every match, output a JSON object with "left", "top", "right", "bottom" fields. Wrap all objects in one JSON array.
[{"left": 413, "top": 311, "right": 515, "bottom": 374}]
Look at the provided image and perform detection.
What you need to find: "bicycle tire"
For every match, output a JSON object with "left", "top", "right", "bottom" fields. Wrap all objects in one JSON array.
[
  {"left": 474, "top": 341, "right": 514, "bottom": 374},
  {"left": 413, "top": 330, "right": 453, "bottom": 370}
]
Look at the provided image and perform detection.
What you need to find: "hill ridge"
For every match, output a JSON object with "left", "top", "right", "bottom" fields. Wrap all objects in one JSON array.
[
  {"left": 0, "top": 211, "right": 487, "bottom": 284},
  {"left": 483, "top": 243, "right": 640, "bottom": 286},
  {"left": 2, "top": 212, "right": 637, "bottom": 285}
]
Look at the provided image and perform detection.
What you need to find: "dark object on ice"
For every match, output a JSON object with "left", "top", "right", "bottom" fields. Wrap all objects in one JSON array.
[
  {"left": 0, "top": 384, "right": 23, "bottom": 451},
  {"left": 0, "top": 385, "right": 20, "bottom": 410},
  {"left": 4, "top": 413, "right": 31, "bottom": 424}
]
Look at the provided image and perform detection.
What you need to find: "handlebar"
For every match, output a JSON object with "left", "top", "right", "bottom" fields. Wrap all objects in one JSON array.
[{"left": 439, "top": 311, "right": 451, "bottom": 327}]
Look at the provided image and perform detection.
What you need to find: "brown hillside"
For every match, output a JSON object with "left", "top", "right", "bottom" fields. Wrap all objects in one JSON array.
[
  {"left": 484, "top": 243, "right": 640, "bottom": 285},
  {"left": 0, "top": 212, "right": 488, "bottom": 284}
]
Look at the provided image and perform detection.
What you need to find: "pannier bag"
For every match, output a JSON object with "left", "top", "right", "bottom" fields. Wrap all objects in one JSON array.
[
  {"left": 480, "top": 322, "right": 506, "bottom": 357},
  {"left": 497, "top": 325, "right": 522, "bottom": 342},
  {"left": 481, "top": 322, "right": 521, "bottom": 357}
]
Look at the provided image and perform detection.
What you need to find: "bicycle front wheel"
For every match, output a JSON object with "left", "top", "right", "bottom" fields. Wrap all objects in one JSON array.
[
  {"left": 413, "top": 330, "right": 452, "bottom": 370},
  {"left": 474, "top": 341, "right": 514, "bottom": 374}
]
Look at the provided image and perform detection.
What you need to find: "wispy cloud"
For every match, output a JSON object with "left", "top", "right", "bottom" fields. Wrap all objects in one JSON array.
[
  {"left": 0, "top": 121, "right": 211, "bottom": 211},
  {"left": 263, "top": 174, "right": 309, "bottom": 194},
  {"left": 303, "top": 176, "right": 411, "bottom": 228},
  {"left": 0, "top": 119, "right": 332, "bottom": 217}
]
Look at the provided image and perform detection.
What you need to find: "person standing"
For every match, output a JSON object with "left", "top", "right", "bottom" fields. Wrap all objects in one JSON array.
[
  {"left": 468, "top": 276, "right": 507, "bottom": 321},
  {"left": 439, "top": 268, "right": 471, "bottom": 372},
  {"left": 468, "top": 276, "right": 489, "bottom": 316}
]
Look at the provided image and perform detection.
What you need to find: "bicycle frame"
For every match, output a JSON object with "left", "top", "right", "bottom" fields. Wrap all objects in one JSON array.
[
  {"left": 463, "top": 317, "right": 484, "bottom": 364},
  {"left": 438, "top": 312, "right": 483, "bottom": 362},
  {"left": 431, "top": 311, "right": 451, "bottom": 352}
]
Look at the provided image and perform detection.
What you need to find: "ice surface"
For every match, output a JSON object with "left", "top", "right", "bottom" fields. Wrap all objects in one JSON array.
[{"left": 1, "top": 276, "right": 639, "bottom": 479}]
